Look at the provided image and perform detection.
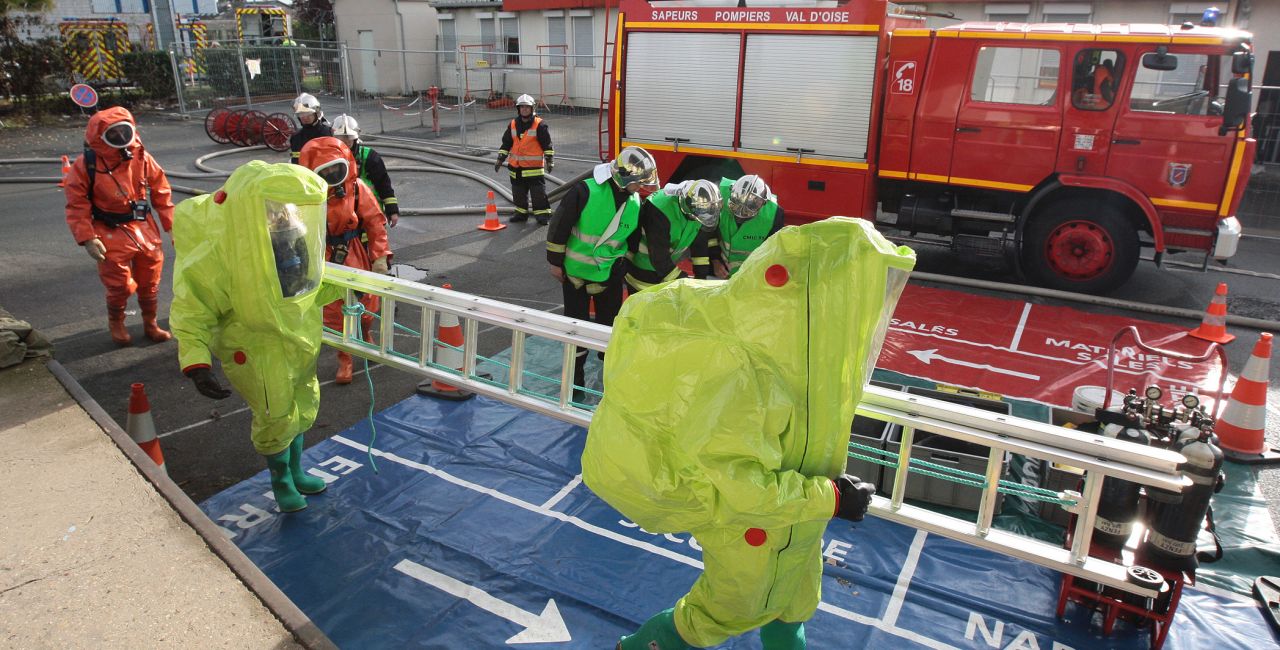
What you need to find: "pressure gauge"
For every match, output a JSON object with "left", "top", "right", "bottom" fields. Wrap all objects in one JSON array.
[
  {"left": 1182, "top": 394, "right": 1200, "bottom": 409},
  {"left": 1145, "top": 386, "right": 1163, "bottom": 401}
]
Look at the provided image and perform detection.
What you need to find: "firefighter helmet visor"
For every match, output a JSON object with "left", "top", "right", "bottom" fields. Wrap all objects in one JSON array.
[
  {"left": 516, "top": 94, "right": 536, "bottom": 108},
  {"left": 728, "top": 175, "right": 771, "bottom": 222},
  {"left": 101, "top": 122, "right": 136, "bottom": 149},
  {"left": 611, "top": 146, "right": 658, "bottom": 190},
  {"left": 312, "top": 158, "right": 350, "bottom": 187},
  {"left": 331, "top": 114, "right": 360, "bottom": 138},
  {"left": 678, "top": 179, "right": 721, "bottom": 231}
]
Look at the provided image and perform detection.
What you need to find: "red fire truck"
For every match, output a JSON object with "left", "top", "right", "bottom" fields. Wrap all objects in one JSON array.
[{"left": 602, "top": 0, "right": 1255, "bottom": 293}]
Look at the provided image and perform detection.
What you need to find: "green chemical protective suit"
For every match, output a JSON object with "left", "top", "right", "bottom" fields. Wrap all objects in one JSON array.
[
  {"left": 583, "top": 217, "right": 916, "bottom": 648},
  {"left": 171, "top": 161, "right": 341, "bottom": 511}
]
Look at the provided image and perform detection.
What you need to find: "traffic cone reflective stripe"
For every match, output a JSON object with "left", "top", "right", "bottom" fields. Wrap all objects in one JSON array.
[
  {"left": 1189, "top": 282, "right": 1235, "bottom": 344},
  {"left": 1217, "top": 332, "right": 1274, "bottom": 460},
  {"left": 126, "top": 383, "right": 166, "bottom": 473},
  {"left": 478, "top": 190, "right": 506, "bottom": 232},
  {"left": 57, "top": 155, "right": 71, "bottom": 188},
  {"left": 417, "top": 284, "right": 475, "bottom": 401}
]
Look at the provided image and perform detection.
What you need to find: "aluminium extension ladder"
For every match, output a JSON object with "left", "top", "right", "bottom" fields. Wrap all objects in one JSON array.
[{"left": 323, "top": 264, "right": 1189, "bottom": 599}]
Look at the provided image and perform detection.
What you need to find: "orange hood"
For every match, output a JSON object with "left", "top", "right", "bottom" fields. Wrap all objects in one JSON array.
[{"left": 85, "top": 107, "right": 141, "bottom": 163}]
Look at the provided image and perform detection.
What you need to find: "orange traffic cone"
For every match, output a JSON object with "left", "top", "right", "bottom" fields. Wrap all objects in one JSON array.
[
  {"left": 1218, "top": 332, "right": 1278, "bottom": 464},
  {"left": 1189, "top": 282, "right": 1235, "bottom": 344},
  {"left": 126, "top": 383, "right": 166, "bottom": 473},
  {"left": 57, "top": 155, "right": 71, "bottom": 188},
  {"left": 416, "top": 284, "right": 475, "bottom": 401},
  {"left": 477, "top": 190, "right": 506, "bottom": 232}
]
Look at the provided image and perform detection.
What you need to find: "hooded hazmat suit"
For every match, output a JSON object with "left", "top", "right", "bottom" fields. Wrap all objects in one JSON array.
[
  {"left": 64, "top": 107, "right": 176, "bottom": 344},
  {"left": 170, "top": 160, "right": 339, "bottom": 457},
  {"left": 298, "top": 137, "right": 389, "bottom": 382},
  {"left": 582, "top": 217, "right": 916, "bottom": 648}
]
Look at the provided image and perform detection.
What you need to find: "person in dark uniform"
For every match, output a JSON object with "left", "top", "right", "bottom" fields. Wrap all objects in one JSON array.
[
  {"left": 495, "top": 94, "right": 554, "bottom": 225},
  {"left": 289, "top": 93, "right": 332, "bottom": 164},
  {"left": 331, "top": 114, "right": 400, "bottom": 228},
  {"left": 545, "top": 146, "right": 657, "bottom": 400},
  {"left": 624, "top": 180, "right": 720, "bottom": 293}
]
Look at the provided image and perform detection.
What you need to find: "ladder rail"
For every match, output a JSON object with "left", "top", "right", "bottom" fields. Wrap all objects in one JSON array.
[{"left": 321, "top": 265, "right": 1188, "bottom": 598}]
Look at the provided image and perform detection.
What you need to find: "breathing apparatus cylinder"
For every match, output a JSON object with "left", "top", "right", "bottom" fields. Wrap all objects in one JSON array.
[
  {"left": 1091, "top": 409, "right": 1150, "bottom": 548},
  {"left": 1140, "top": 431, "right": 1224, "bottom": 572}
]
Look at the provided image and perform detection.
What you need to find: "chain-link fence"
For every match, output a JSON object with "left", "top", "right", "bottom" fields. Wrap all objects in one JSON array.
[
  {"left": 169, "top": 41, "right": 610, "bottom": 162},
  {"left": 1244, "top": 85, "right": 1280, "bottom": 236}
]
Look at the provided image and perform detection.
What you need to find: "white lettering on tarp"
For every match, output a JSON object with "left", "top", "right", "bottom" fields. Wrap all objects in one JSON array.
[
  {"left": 823, "top": 539, "right": 852, "bottom": 563},
  {"left": 308, "top": 467, "right": 341, "bottom": 485},
  {"left": 966, "top": 612, "right": 1004, "bottom": 648},
  {"left": 619, "top": 519, "right": 698, "bottom": 550},
  {"left": 964, "top": 612, "right": 1075, "bottom": 650},
  {"left": 1043, "top": 338, "right": 1194, "bottom": 369},
  {"left": 892, "top": 318, "right": 960, "bottom": 337},
  {"left": 218, "top": 503, "right": 273, "bottom": 530},
  {"left": 320, "top": 455, "right": 364, "bottom": 475}
]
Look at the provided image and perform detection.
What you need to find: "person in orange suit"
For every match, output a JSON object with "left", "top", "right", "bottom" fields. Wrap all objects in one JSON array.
[
  {"left": 298, "top": 137, "right": 391, "bottom": 384},
  {"left": 64, "top": 107, "right": 176, "bottom": 345}
]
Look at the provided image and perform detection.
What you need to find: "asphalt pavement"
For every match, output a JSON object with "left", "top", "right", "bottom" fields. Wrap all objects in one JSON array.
[{"left": 0, "top": 111, "right": 1276, "bottom": 537}]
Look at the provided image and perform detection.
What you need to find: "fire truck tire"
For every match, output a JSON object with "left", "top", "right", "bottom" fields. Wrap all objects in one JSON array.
[{"left": 1022, "top": 198, "right": 1138, "bottom": 294}]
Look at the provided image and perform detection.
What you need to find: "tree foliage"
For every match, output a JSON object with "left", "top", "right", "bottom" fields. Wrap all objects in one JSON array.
[{"left": 292, "top": 0, "right": 335, "bottom": 42}]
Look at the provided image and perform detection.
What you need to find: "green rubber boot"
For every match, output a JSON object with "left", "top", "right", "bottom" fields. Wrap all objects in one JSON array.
[
  {"left": 265, "top": 447, "right": 307, "bottom": 512},
  {"left": 618, "top": 608, "right": 692, "bottom": 650},
  {"left": 760, "top": 620, "right": 806, "bottom": 650},
  {"left": 288, "top": 434, "right": 328, "bottom": 495}
]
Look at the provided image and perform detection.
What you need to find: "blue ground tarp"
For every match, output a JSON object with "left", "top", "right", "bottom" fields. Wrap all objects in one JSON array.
[{"left": 200, "top": 393, "right": 1279, "bottom": 649}]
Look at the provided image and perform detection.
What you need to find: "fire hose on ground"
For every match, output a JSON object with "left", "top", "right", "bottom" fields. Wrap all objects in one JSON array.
[{"left": 3, "top": 155, "right": 1279, "bottom": 332}]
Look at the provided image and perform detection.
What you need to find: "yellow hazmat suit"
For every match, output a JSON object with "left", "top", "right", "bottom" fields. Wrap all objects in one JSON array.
[
  {"left": 583, "top": 217, "right": 915, "bottom": 648},
  {"left": 171, "top": 160, "right": 338, "bottom": 458}
]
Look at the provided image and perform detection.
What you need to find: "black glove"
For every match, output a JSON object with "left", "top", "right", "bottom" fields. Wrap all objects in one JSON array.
[
  {"left": 185, "top": 366, "right": 232, "bottom": 400},
  {"left": 494, "top": 156, "right": 505, "bottom": 172},
  {"left": 834, "top": 475, "right": 876, "bottom": 522}
]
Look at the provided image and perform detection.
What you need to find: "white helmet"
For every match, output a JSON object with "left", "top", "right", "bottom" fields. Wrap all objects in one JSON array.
[
  {"left": 293, "top": 92, "right": 321, "bottom": 116},
  {"left": 515, "top": 94, "right": 536, "bottom": 108},
  {"left": 676, "top": 179, "right": 721, "bottom": 231},
  {"left": 332, "top": 114, "right": 360, "bottom": 138},
  {"left": 611, "top": 146, "right": 658, "bottom": 189},
  {"left": 728, "top": 175, "right": 772, "bottom": 223}
]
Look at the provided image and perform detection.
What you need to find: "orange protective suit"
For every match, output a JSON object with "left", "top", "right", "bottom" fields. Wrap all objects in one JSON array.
[
  {"left": 64, "top": 107, "right": 175, "bottom": 344},
  {"left": 298, "top": 137, "right": 389, "bottom": 381}
]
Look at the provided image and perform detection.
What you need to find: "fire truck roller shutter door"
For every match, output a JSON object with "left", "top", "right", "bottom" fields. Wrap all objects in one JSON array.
[{"left": 623, "top": 32, "right": 740, "bottom": 149}]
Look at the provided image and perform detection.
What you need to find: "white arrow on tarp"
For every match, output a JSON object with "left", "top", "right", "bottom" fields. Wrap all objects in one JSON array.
[
  {"left": 393, "top": 559, "right": 571, "bottom": 644},
  {"left": 906, "top": 348, "right": 1041, "bottom": 381}
]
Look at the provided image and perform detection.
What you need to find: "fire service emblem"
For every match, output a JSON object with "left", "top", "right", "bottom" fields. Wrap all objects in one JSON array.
[{"left": 1168, "top": 163, "right": 1191, "bottom": 188}]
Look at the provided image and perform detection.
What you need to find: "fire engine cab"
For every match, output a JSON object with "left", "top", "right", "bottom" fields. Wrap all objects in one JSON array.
[{"left": 604, "top": 0, "right": 1255, "bottom": 293}]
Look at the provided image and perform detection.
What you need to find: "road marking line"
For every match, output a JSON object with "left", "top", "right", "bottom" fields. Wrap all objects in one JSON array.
[
  {"left": 328, "top": 435, "right": 960, "bottom": 648},
  {"left": 541, "top": 474, "right": 582, "bottom": 510},
  {"left": 158, "top": 366, "right": 384, "bottom": 439},
  {"left": 1009, "top": 303, "right": 1032, "bottom": 352},
  {"left": 882, "top": 529, "right": 928, "bottom": 627}
]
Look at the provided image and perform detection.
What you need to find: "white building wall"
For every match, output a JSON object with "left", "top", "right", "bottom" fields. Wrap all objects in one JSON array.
[
  {"left": 335, "top": 0, "right": 441, "bottom": 95},
  {"left": 436, "top": 7, "right": 610, "bottom": 107}
]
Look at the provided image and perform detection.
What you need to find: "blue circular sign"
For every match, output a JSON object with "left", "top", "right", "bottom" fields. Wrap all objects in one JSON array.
[{"left": 70, "top": 84, "right": 99, "bottom": 108}]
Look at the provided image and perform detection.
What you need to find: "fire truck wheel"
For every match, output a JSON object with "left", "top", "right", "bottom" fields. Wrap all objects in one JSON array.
[{"left": 1022, "top": 198, "right": 1138, "bottom": 294}]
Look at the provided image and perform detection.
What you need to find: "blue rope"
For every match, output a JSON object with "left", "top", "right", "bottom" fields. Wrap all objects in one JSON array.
[{"left": 340, "top": 302, "right": 379, "bottom": 473}]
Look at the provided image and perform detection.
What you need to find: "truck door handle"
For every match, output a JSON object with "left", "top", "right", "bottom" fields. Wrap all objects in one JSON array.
[
  {"left": 785, "top": 147, "right": 815, "bottom": 162},
  {"left": 664, "top": 137, "right": 691, "bottom": 152},
  {"left": 1112, "top": 138, "right": 1141, "bottom": 145},
  {"left": 956, "top": 127, "right": 981, "bottom": 133}
]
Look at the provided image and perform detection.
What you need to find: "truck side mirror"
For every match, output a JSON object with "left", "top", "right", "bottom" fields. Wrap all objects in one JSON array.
[
  {"left": 1231, "top": 51, "right": 1254, "bottom": 75},
  {"left": 1142, "top": 51, "right": 1178, "bottom": 71},
  {"left": 1220, "top": 77, "right": 1252, "bottom": 135}
]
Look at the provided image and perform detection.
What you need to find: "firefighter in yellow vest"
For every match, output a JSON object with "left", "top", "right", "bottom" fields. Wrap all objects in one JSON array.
[
  {"left": 494, "top": 94, "right": 554, "bottom": 225},
  {"left": 545, "top": 146, "right": 657, "bottom": 401},
  {"left": 624, "top": 180, "right": 720, "bottom": 293},
  {"left": 708, "top": 175, "right": 785, "bottom": 279}
]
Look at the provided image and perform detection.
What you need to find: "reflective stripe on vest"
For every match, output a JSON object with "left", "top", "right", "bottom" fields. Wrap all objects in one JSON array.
[
  {"left": 630, "top": 188, "right": 700, "bottom": 273},
  {"left": 508, "top": 117, "right": 545, "bottom": 167},
  {"left": 563, "top": 178, "right": 640, "bottom": 282},
  {"left": 718, "top": 200, "right": 777, "bottom": 275}
]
